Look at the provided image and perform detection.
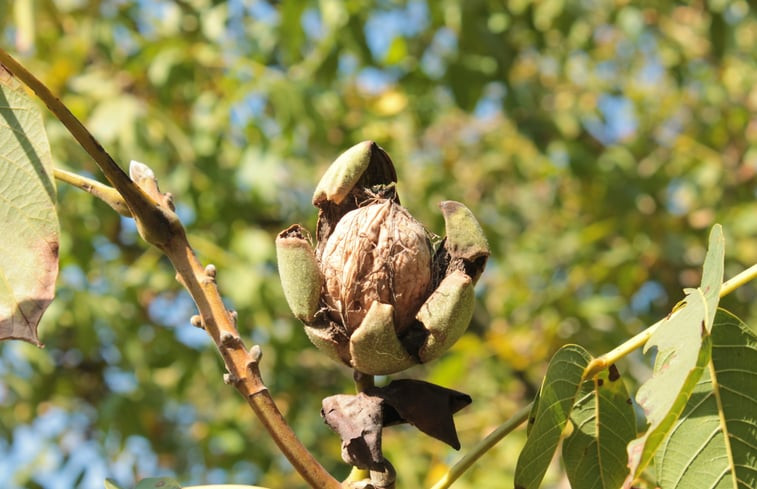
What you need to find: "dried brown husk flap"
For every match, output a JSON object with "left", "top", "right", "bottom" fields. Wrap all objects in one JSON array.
[{"left": 321, "top": 380, "right": 471, "bottom": 469}]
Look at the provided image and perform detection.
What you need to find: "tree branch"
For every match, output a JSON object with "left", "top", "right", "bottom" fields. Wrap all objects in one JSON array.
[{"left": 0, "top": 48, "right": 341, "bottom": 489}]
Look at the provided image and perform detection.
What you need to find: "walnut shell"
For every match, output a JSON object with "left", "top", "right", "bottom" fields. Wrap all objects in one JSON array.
[{"left": 320, "top": 199, "right": 432, "bottom": 336}]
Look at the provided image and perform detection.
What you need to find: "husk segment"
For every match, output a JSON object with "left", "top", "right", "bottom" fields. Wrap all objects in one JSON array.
[{"left": 275, "top": 225, "right": 322, "bottom": 323}]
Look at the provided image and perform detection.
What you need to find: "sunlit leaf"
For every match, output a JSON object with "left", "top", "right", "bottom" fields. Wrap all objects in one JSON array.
[
  {"left": 700, "top": 224, "right": 724, "bottom": 332},
  {"left": 514, "top": 344, "right": 593, "bottom": 489},
  {"left": 0, "top": 64, "right": 59, "bottom": 346},
  {"left": 625, "top": 224, "right": 725, "bottom": 485},
  {"left": 563, "top": 364, "right": 637, "bottom": 489},
  {"left": 654, "top": 309, "right": 757, "bottom": 489}
]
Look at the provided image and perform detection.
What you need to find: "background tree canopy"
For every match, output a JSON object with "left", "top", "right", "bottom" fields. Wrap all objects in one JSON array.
[{"left": 2, "top": 1, "right": 757, "bottom": 488}]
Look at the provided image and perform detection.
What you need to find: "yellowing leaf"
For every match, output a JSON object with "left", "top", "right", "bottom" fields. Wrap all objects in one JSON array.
[{"left": 0, "top": 65, "right": 59, "bottom": 346}]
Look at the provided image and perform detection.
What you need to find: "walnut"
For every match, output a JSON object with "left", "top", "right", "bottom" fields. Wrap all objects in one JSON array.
[{"left": 320, "top": 200, "right": 432, "bottom": 336}]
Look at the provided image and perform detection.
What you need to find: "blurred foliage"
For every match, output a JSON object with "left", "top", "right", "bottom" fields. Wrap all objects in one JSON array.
[{"left": 1, "top": 0, "right": 757, "bottom": 488}]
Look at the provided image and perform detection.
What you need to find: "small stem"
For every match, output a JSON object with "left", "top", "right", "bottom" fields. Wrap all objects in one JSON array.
[
  {"left": 353, "top": 370, "right": 374, "bottom": 392},
  {"left": 54, "top": 168, "right": 131, "bottom": 216},
  {"left": 585, "top": 261, "right": 757, "bottom": 377},
  {"left": 0, "top": 48, "right": 171, "bottom": 246},
  {"left": 0, "top": 49, "right": 129, "bottom": 191},
  {"left": 721, "top": 263, "right": 757, "bottom": 297},
  {"left": 429, "top": 404, "right": 531, "bottom": 489},
  {"left": 583, "top": 316, "right": 664, "bottom": 378},
  {"left": 343, "top": 466, "right": 370, "bottom": 486}
]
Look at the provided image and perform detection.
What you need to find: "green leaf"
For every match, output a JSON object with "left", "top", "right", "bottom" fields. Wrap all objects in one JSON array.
[
  {"left": 654, "top": 309, "right": 757, "bottom": 489},
  {"left": 0, "top": 65, "right": 59, "bottom": 346},
  {"left": 625, "top": 287, "right": 710, "bottom": 484},
  {"left": 526, "top": 388, "right": 541, "bottom": 436},
  {"left": 700, "top": 224, "right": 725, "bottom": 332},
  {"left": 134, "top": 477, "right": 182, "bottom": 489},
  {"left": 514, "top": 344, "right": 593, "bottom": 489},
  {"left": 625, "top": 224, "right": 725, "bottom": 484},
  {"left": 563, "top": 364, "right": 637, "bottom": 489}
]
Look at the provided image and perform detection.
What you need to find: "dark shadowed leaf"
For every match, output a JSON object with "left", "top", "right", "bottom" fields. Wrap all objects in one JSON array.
[
  {"left": 654, "top": 310, "right": 757, "bottom": 489},
  {"left": 0, "top": 65, "right": 59, "bottom": 346},
  {"left": 563, "top": 364, "right": 637, "bottom": 489},
  {"left": 514, "top": 344, "right": 593, "bottom": 489}
]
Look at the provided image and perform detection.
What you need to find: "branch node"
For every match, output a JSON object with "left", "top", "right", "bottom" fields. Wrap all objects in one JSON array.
[
  {"left": 164, "top": 192, "right": 175, "bottom": 211},
  {"left": 220, "top": 332, "right": 242, "bottom": 349},
  {"left": 190, "top": 314, "right": 204, "bottom": 329},
  {"left": 223, "top": 372, "right": 238, "bottom": 385},
  {"left": 247, "top": 344, "right": 263, "bottom": 366},
  {"left": 204, "top": 264, "right": 217, "bottom": 282}
]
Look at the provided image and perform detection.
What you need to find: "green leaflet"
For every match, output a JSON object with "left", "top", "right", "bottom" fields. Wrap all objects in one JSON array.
[
  {"left": 514, "top": 344, "right": 593, "bottom": 489},
  {"left": 563, "top": 365, "right": 637, "bottom": 489},
  {"left": 654, "top": 309, "right": 757, "bottom": 489},
  {"left": 700, "top": 224, "right": 725, "bottom": 332},
  {"left": 625, "top": 225, "right": 725, "bottom": 485},
  {"left": 0, "top": 66, "right": 59, "bottom": 346}
]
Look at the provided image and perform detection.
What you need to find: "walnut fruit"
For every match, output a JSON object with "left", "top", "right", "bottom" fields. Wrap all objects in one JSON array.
[{"left": 276, "top": 141, "right": 488, "bottom": 375}]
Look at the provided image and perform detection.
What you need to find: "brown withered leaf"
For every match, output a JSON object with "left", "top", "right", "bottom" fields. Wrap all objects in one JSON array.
[
  {"left": 322, "top": 392, "right": 385, "bottom": 470},
  {"left": 322, "top": 380, "right": 471, "bottom": 469},
  {"left": 367, "top": 379, "right": 471, "bottom": 450}
]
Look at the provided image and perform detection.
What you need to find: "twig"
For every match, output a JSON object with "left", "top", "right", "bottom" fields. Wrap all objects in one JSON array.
[
  {"left": 0, "top": 49, "right": 173, "bottom": 247},
  {"left": 429, "top": 404, "right": 531, "bottom": 489},
  {"left": 721, "top": 263, "right": 757, "bottom": 296},
  {"left": 0, "top": 48, "right": 341, "bottom": 489},
  {"left": 53, "top": 168, "right": 131, "bottom": 216},
  {"left": 584, "top": 262, "right": 757, "bottom": 377}
]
